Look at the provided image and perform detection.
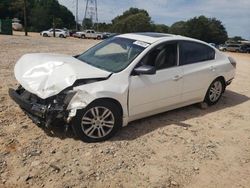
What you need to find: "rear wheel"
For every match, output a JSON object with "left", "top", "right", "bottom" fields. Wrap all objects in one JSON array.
[
  {"left": 43, "top": 33, "right": 48, "bottom": 37},
  {"left": 81, "top": 35, "right": 86, "bottom": 39},
  {"left": 97, "top": 36, "right": 101, "bottom": 40},
  {"left": 71, "top": 100, "right": 122, "bottom": 142},
  {"left": 204, "top": 78, "right": 224, "bottom": 105},
  {"left": 59, "top": 34, "right": 64, "bottom": 38}
]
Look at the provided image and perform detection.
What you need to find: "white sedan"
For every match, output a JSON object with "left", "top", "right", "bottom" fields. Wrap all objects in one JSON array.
[
  {"left": 40, "top": 28, "right": 68, "bottom": 38},
  {"left": 9, "top": 33, "right": 236, "bottom": 142}
]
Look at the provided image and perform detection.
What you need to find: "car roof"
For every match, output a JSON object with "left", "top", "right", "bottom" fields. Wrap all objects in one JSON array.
[{"left": 117, "top": 32, "right": 200, "bottom": 44}]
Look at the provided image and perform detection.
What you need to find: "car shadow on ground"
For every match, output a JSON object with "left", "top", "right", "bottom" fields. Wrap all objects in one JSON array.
[
  {"left": 113, "top": 90, "right": 249, "bottom": 141},
  {"left": 40, "top": 90, "right": 249, "bottom": 141}
]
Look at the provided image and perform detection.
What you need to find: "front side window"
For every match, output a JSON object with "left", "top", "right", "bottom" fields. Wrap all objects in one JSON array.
[
  {"left": 139, "top": 42, "right": 177, "bottom": 70},
  {"left": 180, "top": 41, "right": 215, "bottom": 65},
  {"left": 77, "top": 37, "right": 147, "bottom": 72}
]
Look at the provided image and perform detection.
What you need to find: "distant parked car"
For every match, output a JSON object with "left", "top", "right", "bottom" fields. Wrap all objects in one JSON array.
[
  {"left": 69, "top": 30, "right": 77, "bottom": 37},
  {"left": 40, "top": 29, "right": 67, "bottom": 38},
  {"left": 74, "top": 30, "right": 103, "bottom": 39},
  {"left": 102, "top": 32, "right": 111, "bottom": 39},
  {"left": 12, "top": 18, "right": 23, "bottom": 31},
  {"left": 102, "top": 32, "right": 119, "bottom": 39},
  {"left": 62, "top": 28, "right": 70, "bottom": 37},
  {"left": 241, "top": 44, "right": 250, "bottom": 53},
  {"left": 225, "top": 44, "right": 242, "bottom": 52},
  {"left": 219, "top": 44, "right": 227, "bottom": 51}
]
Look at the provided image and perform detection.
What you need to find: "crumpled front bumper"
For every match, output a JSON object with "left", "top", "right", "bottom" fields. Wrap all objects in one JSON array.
[
  {"left": 9, "top": 88, "right": 46, "bottom": 118},
  {"left": 9, "top": 87, "right": 68, "bottom": 127}
]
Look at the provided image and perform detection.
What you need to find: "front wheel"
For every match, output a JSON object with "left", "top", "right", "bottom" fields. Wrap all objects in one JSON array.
[
  {"left": 71, "top": 100, "right": 122, "bottom": 142},
  {"left": 204, "top": 78, "right": 224, "bottom": 105}
]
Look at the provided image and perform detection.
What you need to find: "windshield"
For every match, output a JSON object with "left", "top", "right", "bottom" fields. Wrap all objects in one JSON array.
[{"left": 77, "top": 37, "right": 148, "bottom": 72}]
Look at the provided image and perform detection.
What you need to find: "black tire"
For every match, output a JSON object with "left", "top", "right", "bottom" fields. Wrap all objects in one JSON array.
[
  {"left": 59, "top": 34, "right": 64, "bottom": 38},
  {"left": 204, "top": 78, "right": 225, "bottom": 106},
  {"left": 43, "top": 33, "right": 48, "bottom": 37},
  {"left": 71, "top": 100, "right": 122, "bottom": 142},
  {"left": 97, "top": 36, "right": 101, "bottom": 40},
  {"left": 81, "top": 35, "right": 86, "bottom": 39}
]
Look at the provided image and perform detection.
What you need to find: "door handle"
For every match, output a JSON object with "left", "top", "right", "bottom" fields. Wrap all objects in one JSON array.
[{"left": 172, "top": 75, "right": 183, "bottom": 81}]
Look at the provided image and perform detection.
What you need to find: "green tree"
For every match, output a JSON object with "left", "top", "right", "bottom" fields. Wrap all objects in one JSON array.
[
  {"left": 169, "top": 21, "right": 187, "bottom": 35},
  {"left": 169, "top": 16, "right": 228, "bottom": 44},
  {"left": 152, "top": 24, "right": 169, "bottom": 33},
  {"left": 111, "top": 8, "right": 153, "bottom": 33},
  {"left": 82, "top": 18, "right": 93, "bottom": 29},
  {"left": 185, "top": 16, "right": 228, "bottom": 44},
  {"left": 94, "top": 22, "right": 112, "bottom": 32}
]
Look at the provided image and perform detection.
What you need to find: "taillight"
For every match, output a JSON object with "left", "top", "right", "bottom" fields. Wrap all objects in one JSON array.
[{"left": 228, "top": 57, "right": 236, "bottom": 68}]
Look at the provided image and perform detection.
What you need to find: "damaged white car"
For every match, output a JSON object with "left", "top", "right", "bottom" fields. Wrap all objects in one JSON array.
[{"left": 9, "top": 33, "right": 236, "bottom": 142}]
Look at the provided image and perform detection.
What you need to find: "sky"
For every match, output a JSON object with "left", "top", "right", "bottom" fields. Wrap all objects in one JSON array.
[{"left": 58, "top": 0, "right": 250, "bottom": 40}]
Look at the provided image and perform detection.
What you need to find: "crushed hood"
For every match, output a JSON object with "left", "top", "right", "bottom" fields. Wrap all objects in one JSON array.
[{"left": 14, "top": 53, "right": 111, "bottom": 99}]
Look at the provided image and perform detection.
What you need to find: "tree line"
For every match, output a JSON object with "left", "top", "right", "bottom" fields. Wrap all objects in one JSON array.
[{"left": 94, "top": 8, "right": 228, "bottom": 44}]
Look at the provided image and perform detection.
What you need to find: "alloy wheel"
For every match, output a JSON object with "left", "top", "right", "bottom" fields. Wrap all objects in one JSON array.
[
  {"left": 81, "top": 106, "right": 115, "bottom": 139},
  {"left": 209, "top": 80, "right": 223, "bottom": 102}
]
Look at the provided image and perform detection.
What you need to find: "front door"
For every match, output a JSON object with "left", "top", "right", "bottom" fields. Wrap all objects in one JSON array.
[{"left": 129, "top": 42, "right": 183, "bottom": 119}]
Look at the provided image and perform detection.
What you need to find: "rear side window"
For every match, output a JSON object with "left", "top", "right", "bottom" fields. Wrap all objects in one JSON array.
[{"left": 180, "top": 41, "right": 215, "bottom": 65}]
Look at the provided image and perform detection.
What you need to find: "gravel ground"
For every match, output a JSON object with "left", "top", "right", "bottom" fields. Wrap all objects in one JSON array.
[{"left": 0, "top": 32, "right": 250, "bottom": 188}]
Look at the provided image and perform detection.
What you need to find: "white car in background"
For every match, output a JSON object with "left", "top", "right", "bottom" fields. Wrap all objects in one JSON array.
[
  {"left": 74, "top": 29, "right": 103, "bottom": 39},
  {"left": 41, "top": 28, "right": 68, "bottom": 38},
  {"left": 9, "top": 33, "right": 236, "bottom": 142}
]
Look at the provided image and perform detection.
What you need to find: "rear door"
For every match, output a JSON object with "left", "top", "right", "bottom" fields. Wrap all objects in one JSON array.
[
  {"left": 179, "top": 41, "right": 217, "bottom": 103},
  {"left": 129, "top": 42, "right": 183, "bottom": 118}
]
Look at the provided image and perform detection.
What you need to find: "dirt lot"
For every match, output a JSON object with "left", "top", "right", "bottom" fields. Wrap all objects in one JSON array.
[{"left": 0, "top": 32, "right": 250, "bottom": 188}]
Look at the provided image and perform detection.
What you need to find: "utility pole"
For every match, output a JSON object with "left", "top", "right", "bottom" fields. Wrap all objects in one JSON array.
[
  {"left": 95, "top": 0, "right": 98, "bottom": 31},
  {"left": 53, "top": 16, "right": 55, "bottom": 37},
  {"left": 83, "top": 0, "right": 98, "bottom": 30},
  {"left": 23, "top": 0, "right": 28, "bottom": 36},
  {"left": 76, "top": 0, "right": 78, "bottom": 31}
]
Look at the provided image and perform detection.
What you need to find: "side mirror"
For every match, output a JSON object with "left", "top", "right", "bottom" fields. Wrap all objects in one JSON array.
[{"left": 133, "top": 65, "right": 156, "bottom": 75}]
